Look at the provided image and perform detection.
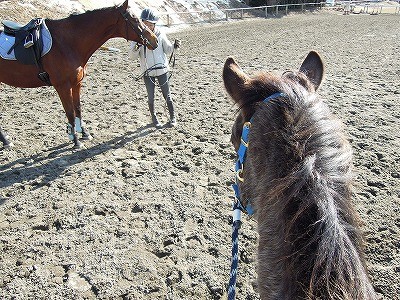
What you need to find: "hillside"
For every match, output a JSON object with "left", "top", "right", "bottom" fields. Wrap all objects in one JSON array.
[{"left": 0, "top": 0, "right": 246, "bottom": 24}]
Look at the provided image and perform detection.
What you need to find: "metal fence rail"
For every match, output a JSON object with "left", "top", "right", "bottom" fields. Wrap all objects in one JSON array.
[
  {"left": 157, "top": 1, "right": 399, "bottom": 27},
  {"left": 158, "top": 2, "right": 326, "bottom": 26},
  {"left": 338, "top": 1, "right": 400, "bottom": 14}
]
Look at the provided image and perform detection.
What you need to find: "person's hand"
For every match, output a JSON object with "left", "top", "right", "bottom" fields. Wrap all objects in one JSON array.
[{"left": 173, "top": 39, "right": 181, "bottom": 49}]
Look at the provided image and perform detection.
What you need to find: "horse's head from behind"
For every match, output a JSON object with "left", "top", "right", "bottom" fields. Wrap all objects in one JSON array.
[
  {"left": 224, "top": 51, "right": 324, "bottom": 153},
  {"left": 117, "top": 0, "right": 158, "bottom": 50},
  {"left": 224, "top": 51, "right": 326, "bottom": 204},
  {"left": 223, "top": 52, "right": 377, "bottom": 299}
]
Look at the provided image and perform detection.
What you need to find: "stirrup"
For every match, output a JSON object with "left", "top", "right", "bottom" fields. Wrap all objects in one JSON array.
[{"left": 24, "top": 33, "right": 34, "bottom": 48}]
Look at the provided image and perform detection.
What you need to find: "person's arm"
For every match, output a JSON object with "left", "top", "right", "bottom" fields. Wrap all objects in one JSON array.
[{"left": 160, "top": 32, "right": 174, "bottom": 55}]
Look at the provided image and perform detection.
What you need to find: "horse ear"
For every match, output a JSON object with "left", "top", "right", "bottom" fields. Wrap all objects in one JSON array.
[
  {"left": 122, "top": 0, "right": 128, "bottom": 9},
  {"left": 299, "top": 51, "right": 324, "bottom": 90},
  {"left": 223, "top": 57, "right": 250, "bottom": 107}
]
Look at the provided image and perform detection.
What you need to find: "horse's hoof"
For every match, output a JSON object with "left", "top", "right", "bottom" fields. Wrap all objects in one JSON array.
[{"left": 3, "top": 142, "right": 14, "bottom": 149}]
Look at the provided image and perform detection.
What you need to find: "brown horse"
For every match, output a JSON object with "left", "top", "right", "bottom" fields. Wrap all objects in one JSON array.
[
  {"left": 0, "top": 0, "right": 158, "bottom": 149},
  {"left": 223, "top": 52, "right": 377, "bottom": 299}
]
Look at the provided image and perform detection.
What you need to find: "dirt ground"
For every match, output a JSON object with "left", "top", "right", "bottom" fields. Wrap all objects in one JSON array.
[{"left": 0, "top": 5, "right": 399, "bottom": 300}]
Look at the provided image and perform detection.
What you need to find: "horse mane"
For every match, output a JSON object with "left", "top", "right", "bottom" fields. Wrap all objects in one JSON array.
[
  {"left": 241, "top": 71, "right": 376, "bottom": 299},
  {"left": 43, "top": 3, "right": 118, "bottom": 22},
  {"left": 65, "top": 6, "right": 114, "bottom": 20}
]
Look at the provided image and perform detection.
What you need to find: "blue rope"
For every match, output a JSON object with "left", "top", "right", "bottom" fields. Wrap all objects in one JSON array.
[
  {"left": 227, "top": 207, "right": 242, "bottom": 300},
  {"left": 227, "top": 92, "right": 286, "bottom": 299}
]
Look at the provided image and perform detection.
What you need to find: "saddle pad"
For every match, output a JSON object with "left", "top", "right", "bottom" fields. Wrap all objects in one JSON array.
[{"left": 0, "top": 19, "right": 52, "bottom": 60}]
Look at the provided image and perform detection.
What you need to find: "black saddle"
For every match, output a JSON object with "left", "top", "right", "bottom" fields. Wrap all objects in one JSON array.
[
  {"left": 2, "top": 18, "right": 43, "bottom": 64},
  {"left": 2, "top": 19, "right": 42, "bottom": 36},
  {"left": 1, "top": 18, "right": 51, "bottom": 85}
]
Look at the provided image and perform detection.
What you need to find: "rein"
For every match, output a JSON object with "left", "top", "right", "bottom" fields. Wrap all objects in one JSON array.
[
  {"left": 134, "top": 48, "right": 176, "bottom": 82},
  {"left": 118, "top": 6, "right": 176, "bottom": 83},
  {"left": 119, "top": 8, "right": 149, "bottom": 48},
  {"left": 227, "top": 92, "right": 286, "bottom": 300}
]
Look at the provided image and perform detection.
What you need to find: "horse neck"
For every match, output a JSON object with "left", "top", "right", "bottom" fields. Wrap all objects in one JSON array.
[
  {"left": 251, "top": 96, "right": 376, "bottom": 299},
  {"left": 50, "top": 7, "right": 123, "bottom": 65}
]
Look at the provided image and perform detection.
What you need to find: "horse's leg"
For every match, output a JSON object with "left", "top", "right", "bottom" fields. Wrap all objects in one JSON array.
[
  {"left": 0, "top": 126, "right": 13, "bottom": 148},
  {"left": 0, "top": 84, "right": 13, "bottom": 148},
  {"left": 72, "top": 82, "right": 92, "bottom": 140},
  {"left": 54, "top": 83, "right": 82, "bottom": 149}
]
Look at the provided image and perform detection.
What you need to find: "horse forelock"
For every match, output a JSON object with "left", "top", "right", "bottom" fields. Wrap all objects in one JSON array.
[{"left": 233, "top": 70, "right": 317, "bottom": 157}]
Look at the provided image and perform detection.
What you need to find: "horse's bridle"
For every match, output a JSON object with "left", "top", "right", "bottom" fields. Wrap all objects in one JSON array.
[{"left": 119, "top": 8, "right": 150, "bottom": 47}]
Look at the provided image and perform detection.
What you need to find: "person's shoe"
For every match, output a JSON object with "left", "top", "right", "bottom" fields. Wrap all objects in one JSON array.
[
  {"left": 152, "top": 116, "right": 162, "bottom": 129},
  {"left": 169, "top": 117, "right": 177, "bottom": 127},
  {"left": 3, "top": 135, "right": 13, "bottom": 148}
]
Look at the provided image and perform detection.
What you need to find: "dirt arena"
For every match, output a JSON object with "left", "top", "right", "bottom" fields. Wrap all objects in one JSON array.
[{"left": 1, "top": 7, "right": 399, "bottom": 300}]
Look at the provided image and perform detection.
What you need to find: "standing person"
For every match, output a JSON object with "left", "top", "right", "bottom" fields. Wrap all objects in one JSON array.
[{"left": 129, "top": 8, "right": 181, "bottom": 128}]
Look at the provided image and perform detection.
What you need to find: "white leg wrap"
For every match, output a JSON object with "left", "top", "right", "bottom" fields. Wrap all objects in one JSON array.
[
  {"left": 233, "top": 208, "right": 242, "bottom": 222},
  {"left": 75, "top": 117, "right": 83, "bottom": 133}
]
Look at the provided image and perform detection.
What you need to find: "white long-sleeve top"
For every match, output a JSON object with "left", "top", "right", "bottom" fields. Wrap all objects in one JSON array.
[{"left": 128, "top": 28, "right": 174, "bottom": 77}]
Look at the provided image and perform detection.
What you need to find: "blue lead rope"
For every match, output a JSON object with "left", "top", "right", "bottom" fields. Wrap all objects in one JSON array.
[
  {"left": 227, "top": 204, "right": 242, "bottom": 300},
  {"left": 227, "top": 92, "right": 286, "bottom": 299}
]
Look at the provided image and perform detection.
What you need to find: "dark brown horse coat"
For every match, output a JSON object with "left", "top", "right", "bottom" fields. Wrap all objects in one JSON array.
[{"left": 224, "top": 51, "right": 377, "bottom": 299}]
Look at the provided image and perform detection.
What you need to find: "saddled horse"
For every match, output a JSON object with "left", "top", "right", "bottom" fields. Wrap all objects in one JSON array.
[
  {"left": 0, "top": 0, "right": 158, "bottom": 149},
  {"left": 223, "top": 51, "right": 377, "bottom": 299}
]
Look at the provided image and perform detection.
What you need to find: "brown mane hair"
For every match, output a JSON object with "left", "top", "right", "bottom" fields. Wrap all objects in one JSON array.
[{"left": 223, "top": 52, "right": 377, "bottom": 299}]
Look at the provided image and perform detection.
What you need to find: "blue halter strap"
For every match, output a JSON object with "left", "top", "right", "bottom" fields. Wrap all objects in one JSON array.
[
  {"left": 231, "top": 92, "right": 286, "bottom": 215},
  {"left": 227, "top": 91, "right": 286, "bottom": 300}
]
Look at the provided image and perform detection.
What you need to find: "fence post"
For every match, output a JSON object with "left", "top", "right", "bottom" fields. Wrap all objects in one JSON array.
[
  {"left": 167, "top": 14, "right": 170, "bottom": 26},
  {"left": 286, "top": 5, "right": 288, "bottom": 15},
  {"left": 241, "top": 9, "right": 243, "bottom": 19},
  {"left": 209, "top": 11, "right": 212, "bottom": 22},
  {"left": 265, "top": 7, "right": 268, "bottom": 18},
  {"left": 276, "top": 5, "right": 279, "bottom": 15},
  {"left": 226, "top": 11, "right": 229, "bottom": 21}
]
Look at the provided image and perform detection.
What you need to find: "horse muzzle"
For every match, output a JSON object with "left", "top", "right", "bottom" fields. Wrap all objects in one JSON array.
[{"left": 145, "top": 34, "right": 158, "bottom": 50}]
